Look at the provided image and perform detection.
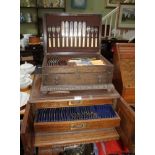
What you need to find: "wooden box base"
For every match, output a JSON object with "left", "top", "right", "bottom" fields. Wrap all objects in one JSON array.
[{"left": 35, "top": 128, "right": 119, "bottom": 148}]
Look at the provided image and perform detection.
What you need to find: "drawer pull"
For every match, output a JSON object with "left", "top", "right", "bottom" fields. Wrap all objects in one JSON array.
[
  {"left": 71, "top": 123, "right": 85, "bottom": 130},
  {"left": 69, "top": 100, "right": 82, "bottom": 105}
]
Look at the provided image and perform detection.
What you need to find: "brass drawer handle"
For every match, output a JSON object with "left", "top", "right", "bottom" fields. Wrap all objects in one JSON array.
[
  {"left": 71, "top": 123, "right": 86, "bottom": 130},
  {"left": 68, "top": 100, "right": 82, "bottom": 105}
]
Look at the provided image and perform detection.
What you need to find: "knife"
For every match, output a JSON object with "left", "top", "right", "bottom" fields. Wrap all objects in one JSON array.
[
  {"left": 94, "top": 27, "right": 98, "bottom": 47},
  {"left": 52, "top": 26, "right": 56, "bottom": 47},
  {"left": 65, "top": 21, "right": 69, "bottom": 47},
  {"left": 48, "top": 27, "right": 51, "bottom": 48},
  {"left": 91, "top": 27, "right": 94, "bottom": 47},
  {"left": 74, "top": 21, "right": 77, "bottom": 47},
  {"left": 61, "top": 21, "right": 65, "bottom": 47},
  {"left": 82, "top": 22, "right": 86, "bottom": 47},
  {"left": 78, "top": 22, "right": 82, "bottom": 47},
  {"left": 86, "top": 26, "right": 90, "bottom": 47},
  {"left": 70, "top": 21, "right": 73, "bottom": 47}
]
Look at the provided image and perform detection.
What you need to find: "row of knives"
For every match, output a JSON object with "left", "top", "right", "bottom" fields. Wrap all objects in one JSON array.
[
  {"left": 47, "top": 21, "right": 99, "bottom": 48},
  {"left": 36, "top": 105, "right": 116, "bottom": 122}
]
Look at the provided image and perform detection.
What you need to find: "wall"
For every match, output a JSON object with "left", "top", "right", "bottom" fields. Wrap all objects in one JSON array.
[
  {"left": 66, "top": 0, "right": 113, "bottom": 16},
  {"left": 21, "top": 0, "right": 114, "bottom": 35}
]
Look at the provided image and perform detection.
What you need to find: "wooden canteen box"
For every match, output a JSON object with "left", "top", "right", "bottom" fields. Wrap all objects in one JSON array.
[{"left": 41, "top": 13, "right": 114, "bottom": 92}]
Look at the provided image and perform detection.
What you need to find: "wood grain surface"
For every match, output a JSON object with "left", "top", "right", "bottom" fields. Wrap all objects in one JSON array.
[{"left": 35, "top": 128, "right": 119, "bottom": 148}]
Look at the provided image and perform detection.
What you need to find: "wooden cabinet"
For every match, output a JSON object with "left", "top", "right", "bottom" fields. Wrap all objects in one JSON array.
[
  {"left": 113, "top": 43, "right": 135, "bottom": 104},
  {"left": 20, "top": 15, "right": 135, "bottom": 154},
  {"left": 20, "top": 45, "right": 44, "bottom": 65},
  {"left": 21, "top": 75, "right": 135, "bottom": 154}
]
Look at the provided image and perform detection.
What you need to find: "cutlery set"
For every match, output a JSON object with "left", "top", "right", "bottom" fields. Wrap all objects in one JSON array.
[
  {"left": 36, "top": 105, "right": 116, "bottom": 122},
  {"left": 47, "top": 21, "right": 99, "bottom": 48},
  {"left": 47, "top": 56, "right": 100, "bottom": 66}
]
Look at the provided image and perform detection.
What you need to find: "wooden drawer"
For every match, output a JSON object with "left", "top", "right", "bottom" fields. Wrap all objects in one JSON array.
[
  {"left": 35, "top": 128, "right": 119, "bottom": 148},
  {"left": 34, "top": 105, "right": 120, "bottom": 133},
  {"left": 43, "top": 72, "right": 111, "bottom": 85},
  {"left": 38, "top": 147, "right": 63, "bottom": 155},
  {"left": 34, "top": 117, "right": 120, "bottom": 133},
  {"left": 34, "top": 98, "right": 114, "bottom": 109}
]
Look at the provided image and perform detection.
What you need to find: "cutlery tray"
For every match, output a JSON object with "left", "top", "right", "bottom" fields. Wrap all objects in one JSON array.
[
  {"left": 34, "top": 104, "right": 120, "bottom": 132},
  {"left": 41, "top": 13, "right": 113, "bottom": 92}
]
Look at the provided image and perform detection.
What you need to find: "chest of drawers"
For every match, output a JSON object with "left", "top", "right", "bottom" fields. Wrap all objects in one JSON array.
[{"left": 21, "top": 75, "right": 135, "bottom": 154}]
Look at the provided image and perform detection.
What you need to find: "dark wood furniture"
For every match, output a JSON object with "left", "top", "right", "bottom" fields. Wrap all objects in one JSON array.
[
  {"left": 20, "top": 45, "right": 44, "bottom": 65},
  {"left": 113, "top": 43, "right": 135, "bottom": 104},
  {"left": 21, "top": 14, "right": 135, "bottom": 155},
  {"left": 112, "top": 43, "right": 135, "bottom": 152},
  {"left": 21, "top": 75, "right": 135, "bottom": 154}
]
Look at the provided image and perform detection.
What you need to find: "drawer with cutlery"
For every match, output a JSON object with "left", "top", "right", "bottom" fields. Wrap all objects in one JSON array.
[
  {"left": 21, "top": 75, "right": 135, "bottom": 153},
  {"left": 34, "top": 105, "right": 120, "bottom": 133}
]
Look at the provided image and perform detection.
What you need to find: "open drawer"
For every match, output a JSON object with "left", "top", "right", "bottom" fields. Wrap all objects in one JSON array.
[{"left": 34, "top": 104, "right": 120, "bottom": 133}]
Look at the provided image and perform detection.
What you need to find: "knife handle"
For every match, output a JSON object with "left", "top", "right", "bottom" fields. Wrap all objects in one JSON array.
[
  {"left": 49, "top": 37, "right": 51, "bottom": 47},
  {"left": 62, "top": 37, "right": 64, "bottom": 47},
  {"left": 79, "top": 37, "right": 81, "bottom": 47},
  {"left": 83, "top": 37, "right": 85, "bottom": 47},
  {"left": 66, "top": 37, "right": 68, "bottom": 47},
  {"left": 95, "top": 38, "right": 97, "bottom": 47},
  {"left": 70, "top": 37, "right": 73, "bottom": 47},
  {"left": 53, "top": 38, "right": 55, "bottom": 47},
  {"left": 87, "top": 37, "right": 89, "bottom": 47},
  {"left": 74, "top": 37, "right": 77, "bottom": 47},
  {"left": 91, "top": 37, "right": 93, "bottom": 47},
  {"left": 57, "top": 37, "right": 60, "bottom": 47}
]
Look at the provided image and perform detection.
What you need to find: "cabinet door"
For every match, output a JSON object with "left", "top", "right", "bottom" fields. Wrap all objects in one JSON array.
[
  {"left": 116, "top": 97, "right": 135, "bottom": 152},
  {"left": 21, "top": 103, "right": 34, "bottom": 155}
]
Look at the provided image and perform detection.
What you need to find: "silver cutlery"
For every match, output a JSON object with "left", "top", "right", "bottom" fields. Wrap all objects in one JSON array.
[
  {"left": 56, "top": 26, "right": 60, "bottom": 47},
  {"left": 78, "top": 22, "right": 82, "bottom": 47},
  {"left": 74, "top": 21, "right": 78, "bottom": 47},
  {"left": 94, "top": 27, "right": 98, "bottom": 47},
  {"left": 86, "top": 26, "right": 90, "bottom": 47},
  {"left": 48, "top": 27, "right": 51, "bottom": 47},
  {"left": 90, "top": 27, "right": 94, "bottom": 47},
  {"left": 70, "top": 21, "right": 73, "bottom": 47},
  {"left": 65, "top": 21, "right": 69, "bottom": 47},
  {"left": 52, "top": 26, "right": 56, "bottom": 47},
  {"left": 82, "top": 22, "right": 86, "bottom": 47},
  {"left": 61, "top": 21, "right": 65, "bottom": 47}
]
